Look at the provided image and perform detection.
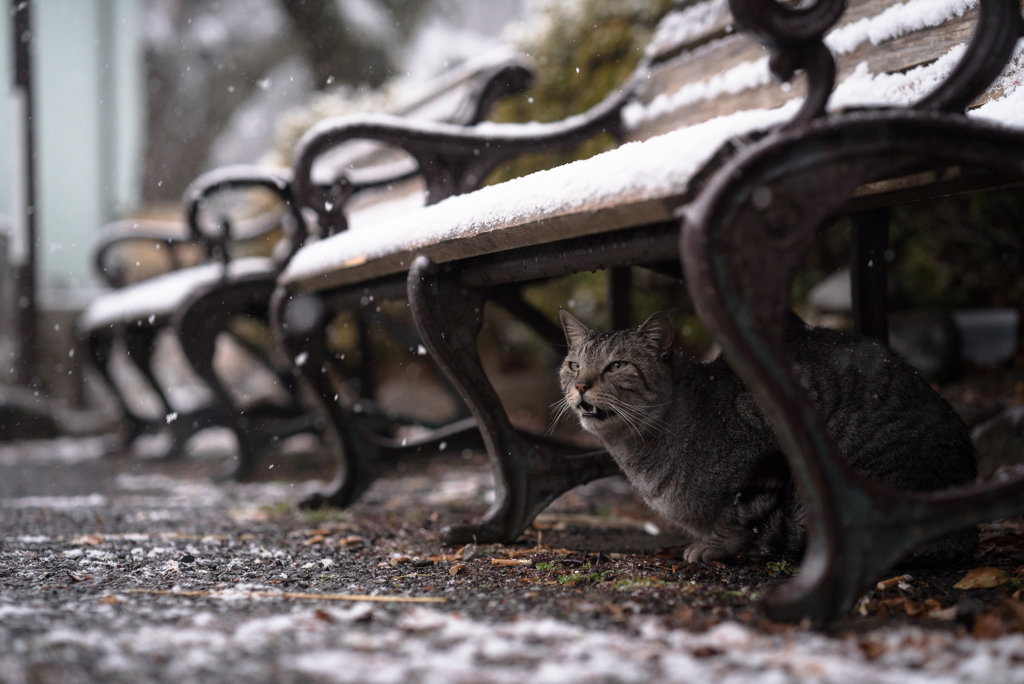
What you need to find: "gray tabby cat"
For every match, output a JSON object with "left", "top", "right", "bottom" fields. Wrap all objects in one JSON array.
[{"left": 558, "top": 309, "right": 977, "bottom": 564}]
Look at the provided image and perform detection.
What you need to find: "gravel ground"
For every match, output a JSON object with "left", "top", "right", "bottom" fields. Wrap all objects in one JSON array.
[{"left": 3, "top": 432, "right": 1024, "bottom": 683}]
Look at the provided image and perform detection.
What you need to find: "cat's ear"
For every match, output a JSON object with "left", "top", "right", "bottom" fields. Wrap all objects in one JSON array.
[
  {"left": 560, "top": 309, "right": 590, "bottom": 348},
  {"left": 640, "top": 312, "right": 674, "bottom": 358}
]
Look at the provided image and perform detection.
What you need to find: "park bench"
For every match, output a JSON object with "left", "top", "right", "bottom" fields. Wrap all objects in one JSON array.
[
  {"left": 157, "top": 54, "right": 533, "bottom": 477},
  {"left": 78, "top": 167, "right": 308, "bottom": 459},
  {"left": 271, "top": 0, "right": 1024, "bottom": 623}
]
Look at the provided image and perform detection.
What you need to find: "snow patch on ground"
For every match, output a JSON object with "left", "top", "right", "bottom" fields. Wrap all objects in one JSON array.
[
  {"left": 2, "top": 494, "right": 108, "bottom": 509},
  {"left": 8, "top": 604, "right": 1019, "bottom": 684}
]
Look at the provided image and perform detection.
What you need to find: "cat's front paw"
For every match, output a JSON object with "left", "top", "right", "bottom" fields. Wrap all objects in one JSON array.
[{"left": 683, "top": 541, "right": 729, "bottom": 563}]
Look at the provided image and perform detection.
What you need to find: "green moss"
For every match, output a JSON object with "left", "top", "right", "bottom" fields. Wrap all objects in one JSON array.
[
  {"left": 766, "top": 560, "right": 799, "bottom": 577},
  {"left": 299, "top": 508, "right": 349, "bottom": 525},
  {"left": 535, "top": 561, "right": 563, "bottom": 571},
  {"left": 485, "top": 0, "right": 674, "bottom": 185},
  {"left": 558, "top": 569, "right": 613, "bottom": 585}
]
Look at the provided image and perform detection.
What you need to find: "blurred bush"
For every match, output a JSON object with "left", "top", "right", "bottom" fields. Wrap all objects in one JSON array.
[
  {"left": 486, "top": 0, "right": 674, "bottom": 184},
  {"left": 795, "top": 189, "right": 1024, "bottom": 314}
]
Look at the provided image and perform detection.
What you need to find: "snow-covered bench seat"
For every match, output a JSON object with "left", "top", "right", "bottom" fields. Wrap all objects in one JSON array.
[
  {"left": 81, "top": 258, "right": 277, "bottom": 331},
  {"left": 280, "top": 0, "right": 1024, "bottom": 293},
  {"left": 271, "top": 0, "right": 1024, "bottom": 624}
]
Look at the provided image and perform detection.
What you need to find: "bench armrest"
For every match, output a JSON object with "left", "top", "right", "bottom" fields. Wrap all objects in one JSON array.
[
  {"left": 183, "top": 164, "right": 308, "bottom": 268},
  {"left": 292, "top": 83, "right": 637, "bottom": 235},
  {"left": 93, "top": 220, "right": 202, "bottom": 288}
]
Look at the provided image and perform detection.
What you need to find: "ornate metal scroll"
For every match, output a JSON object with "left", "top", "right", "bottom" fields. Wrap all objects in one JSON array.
[
  {"left": 682, "top": 0, "right": 1024, "bottom": 623},
  {"left": 729, "top": 0, "right": 844, "bottom": 128}
]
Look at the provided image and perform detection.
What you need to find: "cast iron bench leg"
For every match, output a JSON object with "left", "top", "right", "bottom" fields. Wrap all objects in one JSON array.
[
  {"left": 275, "top": 288, "right": 485, "bottom": 509},
  {"left": 408, "top": 256, "right": 620, "bottom": 545},
  {"left": 122, "top": 324, "right": 190, "bottom": 459},
  {"left": 682, "top": 116, "right": 1024, "bottom": 624},
  {"left": 86, "top": 328, "right": 152, "bottom": 444},
  {"left": 177, "top": 279, "right": 330, "bottom": 481}
]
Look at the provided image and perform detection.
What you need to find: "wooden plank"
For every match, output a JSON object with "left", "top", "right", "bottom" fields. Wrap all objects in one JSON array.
[
  {"left": 630, "top": 0, "right": 1019, "bottom": 141},
  {"left": 288, "top": 196, "right": 681, "bottom": 293},
  {"left": 291, "top": 163, "right": 1022, "bottom": 295},
  {"left": 642, "top": 33, "right": 768, "bottom": 107}
]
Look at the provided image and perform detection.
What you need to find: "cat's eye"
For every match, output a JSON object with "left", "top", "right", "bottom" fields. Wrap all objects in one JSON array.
[
  {"left": 569, "top": 361, "right": 579, "bottom": 371},
  {"left": 610, "top": 361, "right": 623, "bottom": 370}
]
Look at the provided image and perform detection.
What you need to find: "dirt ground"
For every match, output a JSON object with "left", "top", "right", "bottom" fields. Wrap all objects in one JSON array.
[{"left": 4, "top": 404, "right": 1024, "bottom": 683}]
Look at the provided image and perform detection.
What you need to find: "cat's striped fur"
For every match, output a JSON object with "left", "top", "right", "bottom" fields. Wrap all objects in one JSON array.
[{"left": 558, "top": 310, "right": 977, "bottom": 564}]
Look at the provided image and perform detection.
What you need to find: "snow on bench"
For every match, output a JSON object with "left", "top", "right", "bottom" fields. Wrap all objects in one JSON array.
[
  {"left": 280, "top": 0, "right": 1024, "bottom": 294},
  {"left": 80, "top": 258, "right": 276, "bottom": 331}
]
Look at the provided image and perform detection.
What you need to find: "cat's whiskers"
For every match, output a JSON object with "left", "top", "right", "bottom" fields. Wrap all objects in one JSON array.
[
  {"left": 545, "top": 396, "right": 577, "bottom": 436},
  {"left": 606, "top": 399, "right": 671, "bottom": 433}
]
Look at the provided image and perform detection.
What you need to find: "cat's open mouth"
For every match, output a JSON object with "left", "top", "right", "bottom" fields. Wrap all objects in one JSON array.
[{"left": 578, "top": 401, "right": 611, "bottom": 421}]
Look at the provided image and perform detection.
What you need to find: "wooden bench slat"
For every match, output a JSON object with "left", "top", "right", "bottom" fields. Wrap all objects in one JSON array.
[
  {"left": 281, "top": 106, "right": 799, "bottom": 292},
  {"left": 631, "top": 0, "right": 1022, "bottom": 139}
]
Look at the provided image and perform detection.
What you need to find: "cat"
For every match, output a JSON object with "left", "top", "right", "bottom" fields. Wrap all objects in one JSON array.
[{"left": 557, "top": 309, "right": 978, "bottom": 564}]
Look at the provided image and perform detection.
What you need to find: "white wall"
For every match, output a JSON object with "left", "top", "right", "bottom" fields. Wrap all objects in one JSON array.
[{"left": 2, "top": 0, "right": 143, "bottom": 291}]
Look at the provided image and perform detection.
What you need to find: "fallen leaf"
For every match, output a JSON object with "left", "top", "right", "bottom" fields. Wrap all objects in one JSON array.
[
  {"left": 877, "top": 597, "right": 925, "bottom": 616},
  {"left": 338, "top": 536, "right": 365, "bottom": 548},
  {"left": 858, "top": 640, "right": 886, "bottom": 661},
  {"left": 71, "top": 535, "right": 104, "bottom": 546},
  {"left": 928, "top": 606, "right": 958, "bottom": 620},
  {"left": 303, "top": 535, "right": 326, "bottom": 546},
  {"left": 954, "top": 567, "right": 1009, "bottom": 590},
  {"left": 1004, "top": 598, "right": 1024, "bottom": 630},
  {"left": 876, "top": 574, "right": 912, "bottom": 591},
  {"left": 974, "top": 612, "right": 1010, "bottom": 639},
  {"left": 67, "top": 571, "right": 93, "bottom": 583},
  {"left": 98, "top": 595, "right": 121, "bottom": 605}
]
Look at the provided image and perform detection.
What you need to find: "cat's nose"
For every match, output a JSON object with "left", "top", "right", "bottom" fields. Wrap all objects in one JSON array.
[{"left": 575, "top": 382, "right": 589, "bottom": 395}]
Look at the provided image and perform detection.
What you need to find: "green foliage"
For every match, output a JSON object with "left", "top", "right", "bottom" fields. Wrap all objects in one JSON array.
[
  {"left": 888, "top": 190, "right": 1024, "bottom": 309},
  {"left": 765, "top": 560, "right": 799, "bottom": 577},
  {"left": 558, "top": 569, "right": 614, "bottom": 585},
  {"left": 794, "top": 189, "right": 1024, "bottom": 312},
  {"left": 300, "top": 507, "right": 349, "bottom": 525},
  {"left": 535, "top": 561, "right": 563, "bottom": 571},
  {"left": 486, "top": 0, "right": 675, "bottom": 184},
  {"left": 261, "top": 501, "right": 294, "bottom": 518}
]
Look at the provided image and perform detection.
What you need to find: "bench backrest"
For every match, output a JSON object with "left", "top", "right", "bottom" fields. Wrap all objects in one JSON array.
[
  {"left": 93, "top": 53, "right": 534, "bottom": 288},
  {"left": 629, "top": 0, "right": 1023, "bottom": 142}
]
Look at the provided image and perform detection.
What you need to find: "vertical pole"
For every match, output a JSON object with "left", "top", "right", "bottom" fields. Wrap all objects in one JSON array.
[
  {"left": 607, "top": 266, "right": 631, "bottom": 331},
  {"left": 11, "top": 0, "right": 39, "bottom": 385},
  {"left": 850, "top": 208, "right": 890, "bottom": 345},
  {"left": 97, "top": 0, "right": 116, "bottom": 222}
]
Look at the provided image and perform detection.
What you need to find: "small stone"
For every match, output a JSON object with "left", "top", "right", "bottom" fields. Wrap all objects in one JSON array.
[
  {"left": 180, "top": 554, "right": 195, "bottom": 564},
  {"left": 462, "top": 545, "right": 480, "bottom": 561}
]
